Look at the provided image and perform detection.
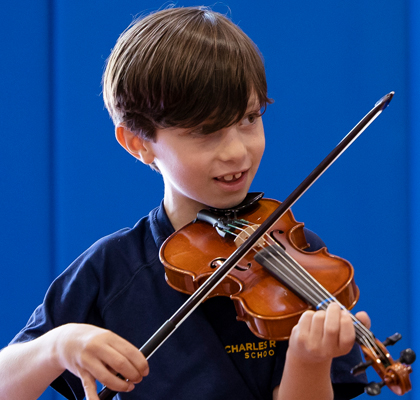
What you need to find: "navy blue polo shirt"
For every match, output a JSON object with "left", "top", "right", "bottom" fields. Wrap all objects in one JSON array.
[{"left": 10, "top": 202, "right": 367, "bottom": 399}]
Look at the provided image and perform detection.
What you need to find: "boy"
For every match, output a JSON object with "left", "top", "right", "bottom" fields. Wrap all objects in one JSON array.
[{"left": 0, "top": 6, "right": 370, "bottom": 400}]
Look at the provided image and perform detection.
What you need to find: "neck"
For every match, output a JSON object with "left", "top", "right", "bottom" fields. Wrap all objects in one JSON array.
[{"left": 163, "top": 196, "right": 206, "bottom": 231}]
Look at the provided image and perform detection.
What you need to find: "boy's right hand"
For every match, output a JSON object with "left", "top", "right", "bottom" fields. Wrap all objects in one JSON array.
[{"left": 51, "top": 323, "right": 149, "bottom": 400}]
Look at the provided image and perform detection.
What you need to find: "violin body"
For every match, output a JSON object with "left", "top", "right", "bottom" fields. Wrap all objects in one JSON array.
[{"left": 160, "top": 198, "right": 359, "bottom": 341}]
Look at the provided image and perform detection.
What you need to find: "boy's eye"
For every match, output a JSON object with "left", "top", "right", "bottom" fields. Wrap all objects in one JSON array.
[
  {"left": 187, "top": 126, "right": 205, "bottom": 136},
  {"left": 241, "top": 113, "right": 260, "bottom": 126}
]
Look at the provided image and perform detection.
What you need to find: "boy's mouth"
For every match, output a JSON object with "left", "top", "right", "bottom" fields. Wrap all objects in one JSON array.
[{"left": 215, "top": 172, "right": 243, "bottom": 182}]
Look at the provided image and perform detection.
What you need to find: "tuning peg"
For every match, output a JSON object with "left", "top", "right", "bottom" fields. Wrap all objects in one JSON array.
[
  {"left": 351, "top": 359, "right": 373, "bottom": 376},
  {"left": 365, "top": 381, "right": 385, "bottom": 396},
  {"left": 382, "top": 332, "right": 402, "bottom": 347},
  {"left": 398, "top": 348, "right": 416, "bottom": 365}
]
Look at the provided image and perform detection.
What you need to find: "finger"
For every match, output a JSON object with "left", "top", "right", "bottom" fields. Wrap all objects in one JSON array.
[
  {"left": 139, "top": 351, "right": 149, "bottom": 376},
  {"left": 338, "top": 310, "right": 356, "bottom": 351},
  {"left": 100, "top": 347, "right": 143, "bottom": 384},
  {"left": 309, "top": 309, "right": 327, "bottom": 346},
  {"left": 298, "top": 310, "right": 315, "bottom": 329},
  {"left": 290, "top": 310, "right": 314, "bottom": 349},
  {"left": 105, "top": 344, "right": 149, "bottom": 383},
  {"left": 80, "top": 357, "right": 135, "bottom": 393},
  {"left": 110, "top": 339, "right": 149, "bottom": 378},
  {"left": 295, "top": 310, "right": 315, "bottom": 336},
  {"left": 355, "top": 311, "right": 371, "bottom": 329},
  {"left": 323, "top": 303, "right": 342, "bottom": 346},
  {"left": 98, "top": 371, "right": 135, "bottom": 393},
  {"left": 79, "top": 370, "right": 100, "bottom": 400}
]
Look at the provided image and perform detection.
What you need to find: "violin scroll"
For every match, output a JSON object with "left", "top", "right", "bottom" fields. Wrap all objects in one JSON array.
[{"left": 351, "top": 332, "right": 416, "bottom": 396}]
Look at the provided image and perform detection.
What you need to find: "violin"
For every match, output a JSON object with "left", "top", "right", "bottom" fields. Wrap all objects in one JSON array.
[
  {"left": 161, "top": 193, "right": 359, "bottom": 341},
  {"left": 97, "top": 92, "right": 415, "bottom": 399},
  {"left": 160, "top": 193, "right": 415, "bottom": 396}
]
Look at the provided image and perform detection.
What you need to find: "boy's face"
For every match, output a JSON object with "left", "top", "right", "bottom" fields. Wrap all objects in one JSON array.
[{"left": 147, "top": 98, "right": 265, "bottom": 227}]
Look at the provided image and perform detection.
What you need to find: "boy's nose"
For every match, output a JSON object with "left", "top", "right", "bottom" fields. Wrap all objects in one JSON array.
[{"left": 218, "top": 126, "right": 247, "bottom": 162}]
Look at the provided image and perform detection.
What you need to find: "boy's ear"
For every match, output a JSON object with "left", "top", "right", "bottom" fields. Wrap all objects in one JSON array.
[{"left": 115, "top": 126, "right": 155, "bottom": 165}]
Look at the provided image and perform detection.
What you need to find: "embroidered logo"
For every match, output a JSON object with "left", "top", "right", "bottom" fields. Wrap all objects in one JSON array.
[{"left": 225, "top": 340, "right": 276, "bottom": 359}]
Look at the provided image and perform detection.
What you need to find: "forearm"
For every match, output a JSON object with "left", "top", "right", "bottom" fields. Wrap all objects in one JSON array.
[
  {"left": 0, "top": 330, "right": 64, "bottom": 400},
  {"left": 274, "top": 353, "right": 333, "bottom": 400}
]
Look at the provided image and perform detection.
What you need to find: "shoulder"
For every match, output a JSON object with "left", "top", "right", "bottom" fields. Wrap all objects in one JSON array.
[
  {"left": 55, "top": 204, "right": 171, "bottom": 302},
  {"left": 51, "top": 211, "right": 157, "bottom": 293},
  {"left": 72, "top": 202, "right": 172, "bottom": 277},
  {"left": 87, "top": 200, "right": 174, "bottom": 266},
  {"left": 84, "top": 212, "right": 158, "bottom": 273}
]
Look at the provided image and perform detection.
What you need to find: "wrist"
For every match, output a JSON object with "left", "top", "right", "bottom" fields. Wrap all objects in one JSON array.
[
  {"left": 40, "top": 326, "right": 67, "bottom": 375},
  {"left": 286, "top": 348, "right": 333, "bottom": 369},
  {"left": 276, "top": 351, "right": 334, "bottom": 400}
]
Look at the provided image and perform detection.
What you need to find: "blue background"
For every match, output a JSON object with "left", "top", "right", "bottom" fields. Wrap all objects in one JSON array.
[{"left": 1, "top": 1, "right": 418, "bottom": 399}]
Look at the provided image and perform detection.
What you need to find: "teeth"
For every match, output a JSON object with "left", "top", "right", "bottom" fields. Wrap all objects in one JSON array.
[{"left": 220, "top": 172, "right": 242, "bottom": 182}]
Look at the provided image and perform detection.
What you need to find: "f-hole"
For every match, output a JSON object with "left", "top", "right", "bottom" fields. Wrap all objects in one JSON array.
[
  {"left": 270, "top": 230, "right": 286, "bottom": 250},
  {"left": 210, "top": 257, "right": 251, "bottom": 271}
]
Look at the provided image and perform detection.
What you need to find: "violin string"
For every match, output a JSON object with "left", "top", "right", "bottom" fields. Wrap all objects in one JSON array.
[
  {"left": 227, "top": 221, "right": 337, "bottom": 312},
  {"left": 223, "top": 220, "right": 383, "bottom": 358},
  {"left": 225, "top": 222, "right": 333, "bottom": 309},
  {"left": 257, "top": 233, "right": 381, "bottom": 357},
  {"left": 261, "top": 232, "right": 382, "bottom": 357},
  {"left": 256, "top": 236, "right": 380, "bottom": 357}
]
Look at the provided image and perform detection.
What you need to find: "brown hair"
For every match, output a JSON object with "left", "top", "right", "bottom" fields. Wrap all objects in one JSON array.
[{"left": 103, "top": 6, "right": 271, "bottom": 140}]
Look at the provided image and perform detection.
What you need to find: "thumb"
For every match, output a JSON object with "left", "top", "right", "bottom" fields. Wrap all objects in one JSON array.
[{"left": 80, "top": 371, "right": 100, "bottom": 400}]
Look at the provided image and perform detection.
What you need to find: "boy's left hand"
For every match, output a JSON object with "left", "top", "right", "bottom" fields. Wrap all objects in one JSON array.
[{"left": 288, "top": 303, "right": 371, "bottom": 364}]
